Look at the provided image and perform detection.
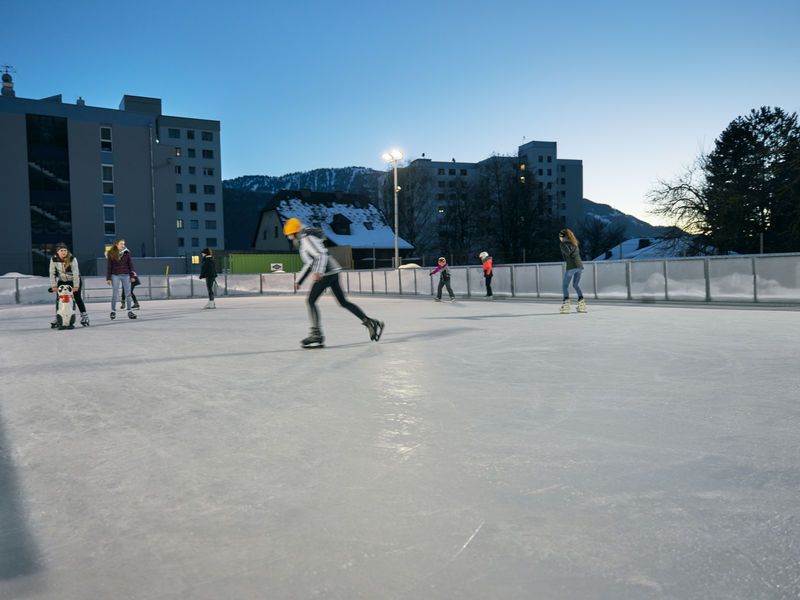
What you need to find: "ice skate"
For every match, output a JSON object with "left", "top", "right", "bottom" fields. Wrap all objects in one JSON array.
[
  {"left": 576, "top": 299, "right": 587, "bottom": 313},
  {"left": 132, "top": 302, "right": 140, "bottom": 310},
  {"left": 301, "top": 328, "right": 324, "bottom": 348},
  {"left": 128, "top": 311, "right": 137, "bottom": 319},
  {"left": 110, "top": 311, "right": 116, "bottom": 320},
  {"left": 363, "top": 318, "right": 384, "bottom": 342},
  {"left": 203, "top": 301, "right": 216, "bottom": 309},
  {"left": 559, "top": 299, "right": 570, "bottom": 314},
  {"left": 80, "top": 313, "right": 90, "bottom": 327},
  {"left": 434, "top": 297, "right": 441, "bottom": 302},
  {"left": 119, "top": 302, "right": 125, "bottom": 310},
  {"left": 449, "top": 297, "right": 456, "bottom": 302},
  {"left": 50, "top": 318, "right": 58, "bottom": 329}
]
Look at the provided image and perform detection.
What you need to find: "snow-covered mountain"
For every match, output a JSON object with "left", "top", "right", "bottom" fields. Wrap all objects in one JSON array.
[
  {"left": 583, "top": 198, "right": 671, "bottom": 239},
  {"left": 225, "top": 167, "right": 384, "bottom": 199}
]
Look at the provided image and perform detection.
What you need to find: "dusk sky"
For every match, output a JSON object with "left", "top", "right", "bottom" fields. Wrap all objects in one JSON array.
[{"left": 5, "top": 0, "right": 799, "bottom": 224}]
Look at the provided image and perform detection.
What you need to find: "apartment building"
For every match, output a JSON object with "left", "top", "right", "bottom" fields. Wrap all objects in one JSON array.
[{"left": 0, "top": 76, "right": 222, "bottom": 275}]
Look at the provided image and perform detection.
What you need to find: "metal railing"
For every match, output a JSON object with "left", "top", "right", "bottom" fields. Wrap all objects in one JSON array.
[{"left": 3, "top": 253, "right": 799, "bottom": 306}]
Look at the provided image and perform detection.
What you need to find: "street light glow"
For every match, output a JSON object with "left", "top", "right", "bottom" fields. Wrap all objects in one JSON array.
[{"left": 382, "top": 149, "right": 404, "bottom": 268}]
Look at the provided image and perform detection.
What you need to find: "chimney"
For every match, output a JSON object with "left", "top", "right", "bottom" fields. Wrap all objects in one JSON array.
[
  {"left": 77, "top": 96, "right": 86, "bottom": 106},
  {"left": 1, "top": 70, "right": 15, "bottom": 97}
]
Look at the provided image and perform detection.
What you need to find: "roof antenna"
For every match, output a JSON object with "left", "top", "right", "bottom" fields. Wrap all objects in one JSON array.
[{"left": 1, "top": 64, "right": 16, "bottom": 97}]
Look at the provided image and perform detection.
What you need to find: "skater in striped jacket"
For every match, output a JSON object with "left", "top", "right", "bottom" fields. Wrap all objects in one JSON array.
[
  {"left": 284, "top": 218, "right": 383, "bottom": 347},
  {"left": 430, "top": 257, "right": 455, "bottom": 301},
  {"left": 559, "top": 229, "right": 587, "bottom": 313}
]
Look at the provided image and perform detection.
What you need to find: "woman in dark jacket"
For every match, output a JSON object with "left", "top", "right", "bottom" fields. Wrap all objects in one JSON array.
[
  {"left": 199, "top": 247, "right": 217, "bottom": 309},
  {"left": 105, "top": 238, "right": 137, "bottom": 320},
  {"left": 559, "top": 229, "right": 586, "bottom": 313}
]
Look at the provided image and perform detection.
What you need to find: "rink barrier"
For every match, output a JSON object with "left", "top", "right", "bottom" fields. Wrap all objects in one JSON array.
[{"left": 2, "top": 253, "right": 800, "bottom": 305}]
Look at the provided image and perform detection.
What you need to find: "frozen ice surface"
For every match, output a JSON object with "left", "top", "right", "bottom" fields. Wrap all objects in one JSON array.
[{"left": 1, "top": 295, "right": 799, "bottom": 599}]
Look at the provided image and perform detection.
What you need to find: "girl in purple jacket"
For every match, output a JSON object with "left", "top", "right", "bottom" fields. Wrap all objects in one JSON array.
[
  {"left": 430, "top": 257, "right": 455, "bottom": 301},
  {"left": 105, "top": 238, "right": 137, "bottom": 320}
]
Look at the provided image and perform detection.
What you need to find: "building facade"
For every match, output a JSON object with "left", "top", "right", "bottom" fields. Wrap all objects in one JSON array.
[{"left": 0, "top": 78, "right": 221, "bottom": 276}]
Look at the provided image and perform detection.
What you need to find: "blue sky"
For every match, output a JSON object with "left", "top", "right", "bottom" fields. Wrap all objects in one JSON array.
[{"left": 5, "top": 0, "right": 799, "bottom": 224}]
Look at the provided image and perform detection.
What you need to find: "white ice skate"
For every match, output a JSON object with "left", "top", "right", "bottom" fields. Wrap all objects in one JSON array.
[
  {"left": 559, "top": 299, "right": 570, "bottom": 314},
  {"left": 203, "top": 301, "right": 216, "bottom": 309},
  {"left": 576, "top": 299, "right": 587, "bottom": 313}
]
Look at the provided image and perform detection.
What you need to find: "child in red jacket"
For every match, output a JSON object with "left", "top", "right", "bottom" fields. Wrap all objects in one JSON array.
[{"left": 479, "top": 251, "right": 493, "bottom": 299}]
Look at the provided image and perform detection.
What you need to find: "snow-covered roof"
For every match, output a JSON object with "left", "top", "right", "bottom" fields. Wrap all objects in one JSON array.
[
  {"left": 275, "top": 197, "right": 413, "bottom": 250},
  {"left": 594, "top": 237, "right": 725, "bottom": 260}
]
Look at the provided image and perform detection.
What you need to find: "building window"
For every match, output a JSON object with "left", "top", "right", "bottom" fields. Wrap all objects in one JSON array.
[
  {"left": 187, "top": 148, "right": 196, "bottom": 158},
  {"left": 191, "top": 237, "right": 199, "bottom": 247},
  {"left": 538, "top": 169, "right": 543, "bottom": 176},
  {"left": 448, "top": 181, "right": 455, "bottom": 188},
  {"left": 560, "top": 165, "right": 565, "bottom": 172},
  {"left": 547, "top": 156, "right": 552, "bottom": 163},
  {"left": 187, "top": 130, "right": 195, "bottom": 140},
  {"left": 175, "top": 165, "right": 182, "bottom": 175},
  {"left": 438, "top": 181, "right": 445, "bottom": 188},
  {"left": 191, "top": 220, "right": 199, "bottom": 229},
  {"left": 174, "top": 147, "right": 181, "bottom": 157},
  {"left": 177, "top": 219, "right": 184, "bottom": 229},
  {"left": 538, "top": 155, "right": 543, "bottom": 163},
  {"left": 437, "top": 168, "right": 445, "bottom": 175},
  {"left": 176, "top": 183, "right": 183, "bottom": 193},
  {"left": 206, "top": 237, "right": 216, "bottom": 246},
  {"left": 202, "top": 149, "right": 214, "bottom": 159},
  {"left": 263, "top": 230, "right": 267, "bottom": 240},
  {"left": 561, "top": 203, "right": 567, "bottom": 210},
  {"left": 176, "top": 201, "right": 183, "bottom": 211},
  {"left": 205, "top": 220, "right": 217, "bottom": 230},
  {"left": 203, "top": 185, "right": 215, "bottom": 195},
  {"left": 189, "top": 202, "right": 197, "bottom": 211},
  {"left": 188, "top": 166, "right": 196, "bottom": 175},
  {"left": 547, "top": 169, "right": 552, "bottom": 176},
  {"left": 204, "top": 202, "right": 216, "bottom": 211},
  {"left": 560, "top": 178, "right": 566, "bottom": 185},
  {"left": 168, "top": 128, "right": 180, "bottom": 139},
  {"left": 448, "top": 168, "right": 455, "bottom": 175},
  {"left": 273, "top": 226, "right": 278, "bottom": 238},
  {"left": 102, "top": 165, "right": 114, "bottom": 194},
  {"left": 560, "top": 190, "right": 566, "bottom": 198},
  {"left": 178, "top": 237, "right": 184, "bottom": 247},
  {"left": 189, "top": 184, "right": 197, "bottom": 194},
  {"left": 438, "top": 207, "right": 445, "bottom": 214},
  {"left": 203, "top": 167, "right": 214, "bottom": 176},
  {"left": 437, "top": 193, "right": 445, "bottom": 200},
  {"left": 103, "top": 205, "right": 116, "bottom": 235},
  {"left": 100, "top": 126, "right": 112, "bottom": 151},
  {"left": 460, "top": 169, "right": 467, "bottom": 175},
  {"left": 547, "top": 182, "right": 552, "bottom": 189},
  {"left": 202, "top": 131, "right": 214, "bottom": 141}
]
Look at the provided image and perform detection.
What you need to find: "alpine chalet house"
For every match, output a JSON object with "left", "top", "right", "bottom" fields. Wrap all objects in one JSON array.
[{"left": 253, "top": 190, "right": 413, "bottom": 268}]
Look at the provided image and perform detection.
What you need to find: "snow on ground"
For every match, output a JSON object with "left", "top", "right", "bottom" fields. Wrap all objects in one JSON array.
[{"left": 1, "top": 295, "right": 799, "bottom": 599}]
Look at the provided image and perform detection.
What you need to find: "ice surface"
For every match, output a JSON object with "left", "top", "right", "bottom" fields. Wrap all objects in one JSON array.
[{"left": 1, "top": 296, "right": 799, "bottom": 599}]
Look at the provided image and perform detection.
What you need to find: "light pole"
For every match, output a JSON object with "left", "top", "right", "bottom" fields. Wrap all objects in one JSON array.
[{"left": 382, "top": 150, "right": 403, "bottom": 268}]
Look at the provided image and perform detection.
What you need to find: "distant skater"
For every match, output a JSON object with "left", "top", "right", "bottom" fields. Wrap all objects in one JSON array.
[
  {"left": 430, "top": 257, "right": 455, "bottom": 301},
  {"left": 283, "top": 218, "right": 383, "bottom": 348},
  {"left": 559, "top": 229, "right": 586, "bottom": 313},
  {"left": 49, "top": 242, "right": 89, "bottom": 327},
  {"left": 105, "top": 238, "right": 137, "bottom": 320},
  {"left": 119, "top": 272, "right": 141, "bottom": 310},
  {"left": 199, "top": 247, "right": 217, "bottom": 309},
  {"left": 479, "top": 251, "right": 493, "bottom": 298}
]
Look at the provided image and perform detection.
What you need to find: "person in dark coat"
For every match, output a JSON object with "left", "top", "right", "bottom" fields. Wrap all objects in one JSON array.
[
  {"left": 199, "top": 247, "right": 217, "bottom": 309},
  {"left": 559, "top": 229, "right": 586, "bottom": 313},
  {"left": 105, "top": 238, "right": 137, "bottom": 320}
]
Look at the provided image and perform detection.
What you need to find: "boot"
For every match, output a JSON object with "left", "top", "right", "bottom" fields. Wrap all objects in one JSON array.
[
  {"left": 128, "top": 311, "right": 137, "bottom": 319},
  {"left": 362, "top": 318, "right": 384, "bottom": 342},
  {"left": 203, "top": 300, "right": 216, "bottom": 309},
  {"left": 559, "top": 299, "right": 570, "bottom": 314},
  {"left": 301, "top": 328, "right": 324, "bottom": 348},
  {"left": 577, "top": 299, "right": 587, "bottom": 313},
  {"left": 80, "top": 313, "right": 90, "bottom": 327}
]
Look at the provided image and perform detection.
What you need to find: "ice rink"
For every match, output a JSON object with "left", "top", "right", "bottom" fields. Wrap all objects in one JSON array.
[{"left": 1, "top": 294, "right": 799, "bottom": 599}]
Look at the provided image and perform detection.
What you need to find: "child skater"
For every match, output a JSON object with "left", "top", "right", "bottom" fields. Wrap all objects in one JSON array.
[
  {"left": 49, "top": 242, "right": 90, "bottom": 327},
  {"left": 558, "top": 228, "right": 587, "bottom": 313},
  {"left": 479, "top": 251, "right": 493, "bottom": 299},
  {"left": 119, "top": 272, "right": 141, "bottom": 310},
  {"left": 430, "top": 256, "right": 455, "bottom": 301},
  {"left": 283, "top": 218, "right": 383, "bottom": 348},
  {"left": 199, "top": 247, "right": 217, "bottom": 309},
  {"left": 105, "top": 238, "right": 137, "bottom": 320}
]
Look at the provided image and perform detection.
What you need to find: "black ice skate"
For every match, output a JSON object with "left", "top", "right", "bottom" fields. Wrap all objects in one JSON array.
[
  {"left": 80, "top": 313, "right": 90, "bottom": 327},
  {"left": 363, "top": 318, "right": 384, "bottom": 342},
  {"left": 128, "top": 311, "right": 137, "bottom": 319},
  {"left": 301, "top": 329, "right": 324, "bottom": 348},
  {"left": 110, "top": 311, "right": 116, "bottom": 320}
]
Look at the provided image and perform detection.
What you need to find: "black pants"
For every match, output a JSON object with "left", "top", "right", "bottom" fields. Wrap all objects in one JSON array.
[
  {"left": 54, "top": 280, "right": 86, "bottom": 314},
  {"left": 484, "top": 273, "right": 493, "bottom": 296},
  {"left": 437, "top": 277, "right": 454, "bottom": 300},
  {"left": 307, "top": 273, "right": 367, "bottom": 330},
  {"left": 120, "top": 277, "right": 140, "bottom": 304},
  {"left": 205, "top": 278, "right": 216, "bottom": 300}
]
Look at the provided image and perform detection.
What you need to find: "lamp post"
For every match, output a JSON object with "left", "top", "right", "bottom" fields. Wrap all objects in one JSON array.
[{"left": 382, "top": 150, "right": 403, "bottom": 268}]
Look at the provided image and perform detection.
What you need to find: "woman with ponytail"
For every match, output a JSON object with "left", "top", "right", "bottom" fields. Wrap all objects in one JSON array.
[{"left": 558, "top": 229, "right": 587, "bottom": 313}]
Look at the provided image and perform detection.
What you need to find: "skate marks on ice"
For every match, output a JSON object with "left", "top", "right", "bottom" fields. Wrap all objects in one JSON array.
[{"left": 0, "top": 410, "right": 42, "bottom": 581}]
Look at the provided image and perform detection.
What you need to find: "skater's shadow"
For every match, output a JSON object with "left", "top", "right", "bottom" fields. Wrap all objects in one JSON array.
[
  {"left": 425, "top": 313, "right": 548, "bottom": 320},
  {"left": 0, "top": 409, "right": 43, "bottom": 581}
]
